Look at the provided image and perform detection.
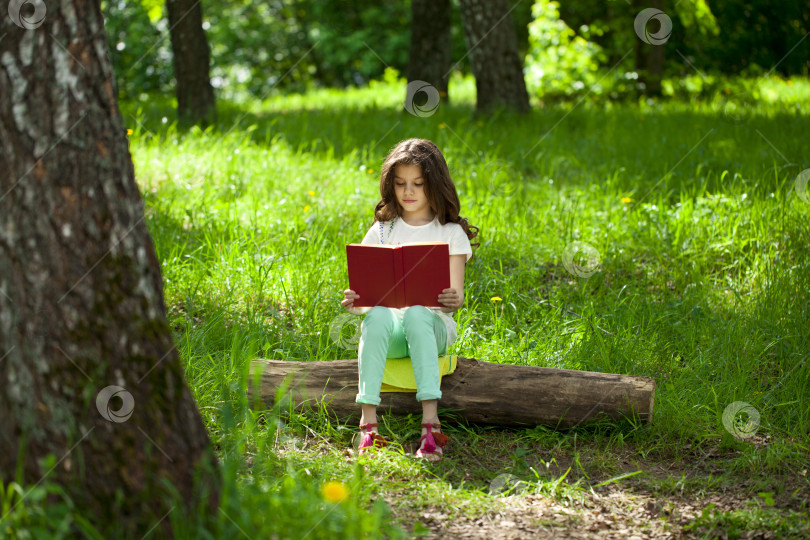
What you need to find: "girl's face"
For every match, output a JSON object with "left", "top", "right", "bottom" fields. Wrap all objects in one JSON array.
[{"left": 393, "top": 164, "right": 432, "bottom": 220}]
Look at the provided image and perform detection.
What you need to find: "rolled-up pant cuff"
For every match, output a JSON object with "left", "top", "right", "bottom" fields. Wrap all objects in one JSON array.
[{"left": 356, "top": 394, "right": 381, "bottom": 406}]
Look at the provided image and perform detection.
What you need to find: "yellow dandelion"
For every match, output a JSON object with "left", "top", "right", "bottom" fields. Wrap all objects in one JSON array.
[
  {"left": 491, "top": 296, "right": 502, "bottom": 302},
  {"left": 308, "top": 190, "right": 316, "bottom": 196},
  {"left": 621, "top": 197, "right": 632, "bottom": 203},
  {"left": 438, "top": 123, "right": 446, "bottom": 129},
  {"left": 321, "top": 481, "right": 349, "bottom": 503},
  {"left": 126, "top": 129, "right": 133, "bottom": 135},
  {"left": 368, "top": 169, "right": 374, "bottom": 174},
  {"left": 304, "top": 205, "right": 311, "bottom": 212}
]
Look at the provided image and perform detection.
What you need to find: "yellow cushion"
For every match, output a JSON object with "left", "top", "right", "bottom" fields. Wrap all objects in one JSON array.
[{"left": 380, "top": 355, "right": 458, "bottom": 393}]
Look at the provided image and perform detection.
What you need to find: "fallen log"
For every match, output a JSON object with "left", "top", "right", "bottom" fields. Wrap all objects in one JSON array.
[{"left": 248, "top": 357, "right": 656, "bottom": 428}]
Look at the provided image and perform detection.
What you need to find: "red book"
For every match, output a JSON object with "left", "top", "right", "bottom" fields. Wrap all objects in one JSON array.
[{"left": 346, "top": 242, "right": 450, "bottom": 308}]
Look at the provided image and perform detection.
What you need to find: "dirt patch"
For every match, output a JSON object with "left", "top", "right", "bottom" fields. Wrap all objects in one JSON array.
[
  {"left": 392, "top": 480, "right": 807, "bottom": 539},
  {"left": 378, "top": 437, "right": 810, "bottom": 539}
]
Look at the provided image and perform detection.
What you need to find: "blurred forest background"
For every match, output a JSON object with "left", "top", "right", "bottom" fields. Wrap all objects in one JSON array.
[{"left": 104, "top": 0, "right": 808, "bottom": 107}]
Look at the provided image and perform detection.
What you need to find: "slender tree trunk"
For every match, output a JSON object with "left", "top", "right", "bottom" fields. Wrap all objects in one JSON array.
[
  {"left": 408, "top": 0, "right": 452, "bottom": 102},
  {"left": 0, "top": 2, "right": 220, "bottom": 536},
  {"left": 644, "top": 40, "right": 665, "bottom": 96},
  {"left": 633, "top": 0, "right": 666, "bottom": 96},
  {"left": 166, "top": 0, "right": 216, "bottom": 126},
  {"left": 458, "top": 0, "right": 530, "bottom": 113}
]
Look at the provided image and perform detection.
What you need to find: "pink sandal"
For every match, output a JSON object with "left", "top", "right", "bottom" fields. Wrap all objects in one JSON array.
[
  {"left": 358, "top": 423, "right": 388, "bottom": 455},
  {"left": 415, "top": 423, "right": 449, "bottom": 460}
]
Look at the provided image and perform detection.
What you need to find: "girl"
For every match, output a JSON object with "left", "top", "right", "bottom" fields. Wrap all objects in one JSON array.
[{"left": 341, "top": 138, "right": 480, "bottom": 461}]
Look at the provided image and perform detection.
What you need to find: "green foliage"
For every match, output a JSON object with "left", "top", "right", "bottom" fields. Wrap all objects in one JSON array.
[
  {"left": 295, "top": 1, "right": 412, "bottom": 88},
  {"left": 554, "top": 0, "right": 636, "bottom": 70},
  {"left": 202, "top": 0, "right": 416, "bottom": 96},
  {"left": 0, "top": 456, "right": 102, "bottom": 539},
  {"left": 203, "top": 0, "right": 314, "bottom": 99},
  {"left": 524, "top": 0, "right": 608, "bottom": 99},
  {"left": 102, "top": 0, "right": 424, "bottom": 102},
  {"left": 2, "top": 453, "right": 403, "bottom": 538},
  {"left": 674, "top": 0, "right": 719, "bottom": 36},
  {"left": 525, "top": 0, "right": 810, "bottom": 101},
  {"left": 138, "top": 0, "right": 163, "bottom": 23},
  {"left": 525, "top": 0, "right": 687, "bottom": 100},
  {"left": 101, "top": 0, "right": 173, "bottom": 100},
  {"left": 689, "top": 0, "right": 810, "bottom": 75},
  {"left": 555, "top": 0, "right": 808, "bottom": 82},
  {"left": 102, "top": 0, "right": 808, "bottom": 105}
]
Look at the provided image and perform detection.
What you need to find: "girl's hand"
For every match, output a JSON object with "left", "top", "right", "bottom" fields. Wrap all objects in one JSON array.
[
  {"left": 438, "top": 288, "right": 463, "bottom": 313},
  {"left": 342, "top": 289, "right": 363, "bottom": 315}
]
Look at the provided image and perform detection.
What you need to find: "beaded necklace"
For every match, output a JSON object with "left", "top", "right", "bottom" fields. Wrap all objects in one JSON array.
[{"left": 379, "top": 216, "right": 396, "bottom": 244}]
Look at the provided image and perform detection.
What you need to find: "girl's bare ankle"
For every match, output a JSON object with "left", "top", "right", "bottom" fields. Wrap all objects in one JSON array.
[{"left": 360, "top": 421, "right": 379, "bottom": 433}]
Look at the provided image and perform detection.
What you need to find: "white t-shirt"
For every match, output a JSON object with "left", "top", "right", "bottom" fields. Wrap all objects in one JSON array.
[{"left": 355, "top": 215, "right": 473, "bottom": 349}]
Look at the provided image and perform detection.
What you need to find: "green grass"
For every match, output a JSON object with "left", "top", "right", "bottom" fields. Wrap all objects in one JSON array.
[
  {"left": 141, "top": 72, "right": 808, "bottom": 537},
  {"left": 7, "top": 73, "right": 810, "bottom": 537}
]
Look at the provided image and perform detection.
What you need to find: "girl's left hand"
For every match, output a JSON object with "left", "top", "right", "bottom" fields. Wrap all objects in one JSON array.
[{"left": 438, "top": 288, "right": 463, "bottom": 312}]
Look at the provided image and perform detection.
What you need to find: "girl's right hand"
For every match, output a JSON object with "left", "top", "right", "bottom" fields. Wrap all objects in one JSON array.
[{"left": 342, "top": 289, "right": 362, "bottom": 314}]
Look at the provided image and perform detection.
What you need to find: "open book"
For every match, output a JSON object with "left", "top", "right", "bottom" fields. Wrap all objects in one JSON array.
[{"left": 346, "top": 242, "right": 450, "bottom": 308}]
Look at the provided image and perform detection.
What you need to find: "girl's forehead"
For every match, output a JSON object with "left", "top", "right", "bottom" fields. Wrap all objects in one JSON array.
[{"left": 393, "top": 163, "right": 422, "bottom": 178}]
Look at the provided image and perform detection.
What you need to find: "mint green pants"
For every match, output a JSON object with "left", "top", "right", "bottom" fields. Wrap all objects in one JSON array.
[{"left": 356, "top": 305, "right": 448, "bottom": 405}]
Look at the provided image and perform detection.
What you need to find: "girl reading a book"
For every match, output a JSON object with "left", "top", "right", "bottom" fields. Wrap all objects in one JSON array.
[{"left": 341, "top": 138, "right": 479, "bottom": 461}]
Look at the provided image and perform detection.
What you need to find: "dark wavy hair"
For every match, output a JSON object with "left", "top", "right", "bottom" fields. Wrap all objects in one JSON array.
[{"left": 373, "top": 138, "right": 480, "bottom": 255}]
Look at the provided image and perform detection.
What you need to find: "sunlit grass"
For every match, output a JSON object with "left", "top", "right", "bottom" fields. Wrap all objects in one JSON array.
[{"left": 12, "top": 74, "right": 808, "bottom": 537}]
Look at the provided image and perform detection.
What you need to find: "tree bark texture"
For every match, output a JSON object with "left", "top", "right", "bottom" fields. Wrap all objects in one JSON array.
[
  {"left": 166, "top": 0, "right": 216, "bottom": 126},
  {"left": 458, "top": 0, "right": 530, "bottom": 113},
  {"left": 0, "top": 2, "right": 219, "bottom": 536},
  {"left": 248, "top": 358, "right": 656, "bottom": 427},
  {"left": 408, "top": 0, "right": 452, "bottom": 101}
]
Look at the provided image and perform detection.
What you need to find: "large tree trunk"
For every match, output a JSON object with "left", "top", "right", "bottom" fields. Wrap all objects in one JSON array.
[
  {"left": 408, "top": 0, "right": 452, "bottom": 102},
  {"left": 248, "top": 358, "right": 656, "bottom": 427},
  {"left": 458, "top": 0, "right": 530, "bottom": 113},
  {"left": 166, "top": 0, "right": 216, "bottom": 126},
  {"left": 0, "top": 2, "right": 220, "bottom": 537}
]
